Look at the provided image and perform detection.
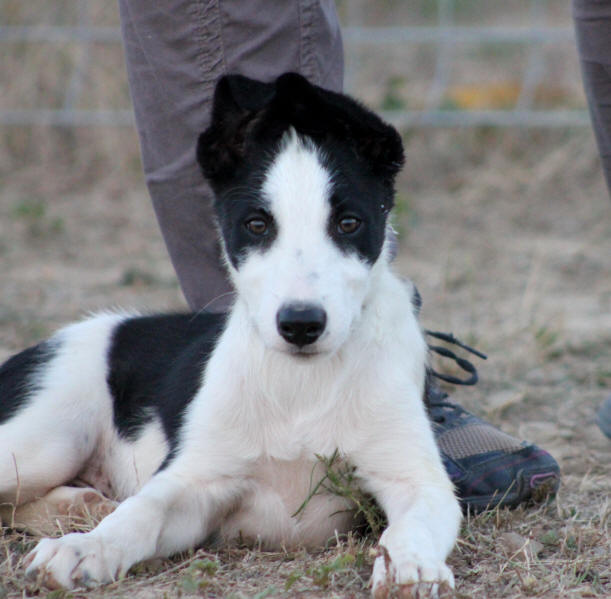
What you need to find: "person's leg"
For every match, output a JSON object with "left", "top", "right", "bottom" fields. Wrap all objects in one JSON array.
[
  {"left": 573, "top": 0, "right": 611, "bottom": 193},
  {"left": 118, "top": 0, "right": 343, "bottom": 311},
  {"left": 573, "top": 0, "right": 611, "bottom": 439}
]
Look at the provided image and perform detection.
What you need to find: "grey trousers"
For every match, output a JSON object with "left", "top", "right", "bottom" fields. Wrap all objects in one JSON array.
[
  {"left": 573, "top": 0, "right": 611, "bottom": 195},
  {"left": 118, "top": 1, "right": 344, "bottom": 310}
]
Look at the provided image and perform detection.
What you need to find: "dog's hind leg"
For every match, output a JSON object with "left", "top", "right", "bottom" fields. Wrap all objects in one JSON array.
[
  {"left": 0, "top": 313, "right": 125, "bottom": 507},
  {"left": 0, "top": 486, "right": 118, "bottom": 536}
]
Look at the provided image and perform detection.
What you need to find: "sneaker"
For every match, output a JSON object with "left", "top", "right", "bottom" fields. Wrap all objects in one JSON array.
[
  {"left": 597, "top": 397, "right": 611, "bottom": 439},
  {"left": 425, "top": 330, "right": 561, "bottom": 512}
]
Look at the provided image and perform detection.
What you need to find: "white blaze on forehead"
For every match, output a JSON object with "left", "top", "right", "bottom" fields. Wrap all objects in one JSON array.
[
  {"left": 234, "top": 129, "right": 373, "bottom": 355},
  {"left": 261, "top": 130, "right": 333, "bottom": 246}
]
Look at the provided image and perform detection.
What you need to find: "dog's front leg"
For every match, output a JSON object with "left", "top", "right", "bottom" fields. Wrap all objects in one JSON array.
[
  {"left": 369, "top": 487, "right": 460, "bottom": 598},
  {"left": 352, "top": 414, "right": 461, "bottom": 597},
  {"left": 24, "top": 468, "right": 241, "bottom": 589}
]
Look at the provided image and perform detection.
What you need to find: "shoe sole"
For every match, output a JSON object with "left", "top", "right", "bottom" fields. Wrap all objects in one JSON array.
[{"left": 460, "top": 468, "right": 560, "bottom": 512}]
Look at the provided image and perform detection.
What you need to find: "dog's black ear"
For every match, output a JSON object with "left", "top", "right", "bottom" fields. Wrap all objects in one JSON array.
[
  {"left": 198, "top": 73, "right": 404, "bottom": 185},
  {"left": 197, "top": 75, "right": 276, "bottom": 183},
  {"left": 273, "top": 73, "right": 405, "bottom": 181}
]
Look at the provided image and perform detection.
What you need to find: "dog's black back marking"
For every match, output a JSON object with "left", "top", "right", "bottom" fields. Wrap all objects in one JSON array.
[
  {"left": 0, "top": 341, "right": 55, "bottom": 425},
  {"left": 107, "top": 312, "right": 227, "bottom": 451}
]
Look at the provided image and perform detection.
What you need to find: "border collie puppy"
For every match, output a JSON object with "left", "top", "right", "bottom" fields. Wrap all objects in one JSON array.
[{"left": 0, "top": 73, "right": 461, "bottom": 596}]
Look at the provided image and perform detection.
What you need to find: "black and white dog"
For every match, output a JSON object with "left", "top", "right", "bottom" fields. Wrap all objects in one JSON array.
[{"left": 0, "top": 74, "right": 460, "bottom": 596}]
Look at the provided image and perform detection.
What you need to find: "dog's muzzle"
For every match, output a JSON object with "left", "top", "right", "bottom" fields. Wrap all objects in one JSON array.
[{"left": 276, "top": 303, "right": 327, "bottom": 348}]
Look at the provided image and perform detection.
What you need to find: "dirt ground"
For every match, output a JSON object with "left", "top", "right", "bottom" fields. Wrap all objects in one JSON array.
[{"left": 1, "top": 125, "right": 610, "bottom": 598}]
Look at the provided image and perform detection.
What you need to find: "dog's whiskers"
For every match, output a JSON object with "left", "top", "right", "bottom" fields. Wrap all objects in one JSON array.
[{"left": 190, "top": 291, "right": 236, "bottom": 320}]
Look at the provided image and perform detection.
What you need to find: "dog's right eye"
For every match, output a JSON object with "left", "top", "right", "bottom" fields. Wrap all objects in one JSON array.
[
  {"left": 337, "top": 216, "right": 361, "bottom": 235},
  {"left": 245, "top": 217, "right": 268, "bottom": 236}
]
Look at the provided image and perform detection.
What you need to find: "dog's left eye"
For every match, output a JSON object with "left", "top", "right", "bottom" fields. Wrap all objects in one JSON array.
[
  {"left": 337, "top": 216, "right": 361, "bottom": 235},
  {"left": 245, "top": 217, "right": 268, "bottom": 236}
]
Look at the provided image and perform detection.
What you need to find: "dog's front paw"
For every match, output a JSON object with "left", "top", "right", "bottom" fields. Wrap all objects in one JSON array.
[
  {"left": 371, "top": 544, "right": 454, "bottom": 599},
  {"left": 24, "top": 533, "right": 121, "bottom": 589}
]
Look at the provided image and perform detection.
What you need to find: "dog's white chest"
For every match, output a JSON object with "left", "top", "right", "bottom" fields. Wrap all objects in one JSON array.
[{"left": 218, "top": 455, "right": 356, "bottom": 549}]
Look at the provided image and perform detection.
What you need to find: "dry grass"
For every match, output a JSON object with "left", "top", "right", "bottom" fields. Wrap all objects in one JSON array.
[
  {"left": 1, "top": 2, "right": 610, "bottom": 598},
  {"left": 1, "top": 496, "right": 609, "bottom": 598}
]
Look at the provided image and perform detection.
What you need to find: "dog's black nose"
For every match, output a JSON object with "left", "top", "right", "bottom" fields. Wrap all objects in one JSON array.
[{"left": 276, "top": 303, "right": 327, "bottom": 347}]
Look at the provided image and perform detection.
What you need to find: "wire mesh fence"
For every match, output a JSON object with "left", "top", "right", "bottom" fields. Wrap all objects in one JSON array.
[{"left": 0, "top": 0, "right": 590, "bottom": 128}]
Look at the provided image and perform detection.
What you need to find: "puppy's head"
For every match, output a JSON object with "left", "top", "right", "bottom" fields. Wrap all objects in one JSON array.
[{"left": 197, "top": 73, "right": 404, "bottom": 356}]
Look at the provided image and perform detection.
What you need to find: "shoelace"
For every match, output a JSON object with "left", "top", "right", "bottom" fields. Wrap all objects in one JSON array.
[
  {"left": 425, "top": 331, "right": 487, "bottom": 421},
  {"left": 426, "top": 330, "right": 487, "bottom": 386}
]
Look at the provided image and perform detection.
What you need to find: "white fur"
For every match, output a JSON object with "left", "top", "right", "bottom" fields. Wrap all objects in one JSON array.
[
  {"left": 0, "top": 313, "right": 125, "bottom": 505},
  {"left": 6, "top": 135, "right": 461, "bottom": 595},
  {"left": 227, "top": 133, "right": 374, "bottom": 356}
]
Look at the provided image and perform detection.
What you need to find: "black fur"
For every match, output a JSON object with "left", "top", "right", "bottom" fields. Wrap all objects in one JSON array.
[
  {"left": 323, "top": 143, "right": 393, "bottom": 264},
  {"left": 106, "top": 313, "right": 227, "bottom": 454},
  {"left": 197, "top": 73, "right": 404, "bottom": 186},
  {"left": 196, "top": 73, "right": 403, "bottom": 267},
  {"left": 210, "top": 164, "right": 279, "bottom": 269},
  {"left": 0, "top": 341, "right": 55, "bottom": 425}
]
